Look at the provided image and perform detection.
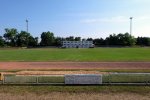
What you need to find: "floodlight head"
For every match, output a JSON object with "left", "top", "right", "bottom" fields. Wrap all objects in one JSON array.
[
  {"left": 26, "top": 19, "right": 28, "bottom": 22},
  {"left": 130, "top": 17, "right": 133, "bottom": 19}
]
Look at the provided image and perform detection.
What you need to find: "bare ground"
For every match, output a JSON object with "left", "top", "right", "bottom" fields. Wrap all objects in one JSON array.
[
  {"left": 15, "top": 71, "right": 106, "bottom": 75},
  {"left": 0, "top": 92, "right": 149, "bottom": 100},
  {"left": 0, "top": 62, "right": 150, "bottom": 70}
]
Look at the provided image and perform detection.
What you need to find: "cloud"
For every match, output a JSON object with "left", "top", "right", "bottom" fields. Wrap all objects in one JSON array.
[
  {"left": 81, "top": 16, "right": 128, "bottom": 24},
  {"left": 135, "top": 16, "right": 150, "bottom": 21},
  {"left": 81, "top": 15, "right": 150, "bottom": 24},
  {"left": 132, "top": 0, "right": 150, "bottom": 3}
]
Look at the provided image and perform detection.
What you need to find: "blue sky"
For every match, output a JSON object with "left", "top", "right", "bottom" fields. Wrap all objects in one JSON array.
[{"left": 0, "top": 0, "right": 150, "bottom": 38}]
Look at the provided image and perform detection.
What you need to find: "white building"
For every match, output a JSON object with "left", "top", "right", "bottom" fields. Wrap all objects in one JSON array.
[{"left": 62, "top": 41, "right": 94, "bottom": 48}]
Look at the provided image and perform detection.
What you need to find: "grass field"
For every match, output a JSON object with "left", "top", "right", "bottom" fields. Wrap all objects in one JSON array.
[{"left": 0, "top": 48, "right": 150, "bottom": 61}]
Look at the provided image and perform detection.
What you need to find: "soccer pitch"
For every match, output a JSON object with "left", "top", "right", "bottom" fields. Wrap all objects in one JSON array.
[{"left": 0, "top": 48, "right": 149, "bottom": 62}]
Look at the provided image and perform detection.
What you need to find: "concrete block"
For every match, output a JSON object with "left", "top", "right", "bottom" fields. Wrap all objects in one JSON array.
[
  {"left": 65, "top": 74, "right": 102, "bottom": 85},
  {"left": 4, "top": 75, "right": 37, "bottom": 84}
]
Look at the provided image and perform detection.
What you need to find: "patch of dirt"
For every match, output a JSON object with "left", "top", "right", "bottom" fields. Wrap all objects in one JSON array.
[
  {"left": 15, "top": 71, "right": 106, "bottom": 75},
  {"left": 0, "top": 62, "right": 150, "bottom": 70}
]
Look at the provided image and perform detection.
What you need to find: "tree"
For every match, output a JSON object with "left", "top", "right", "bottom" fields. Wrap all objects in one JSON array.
[
  {"left": 65, "top": 36, "right": 74, "bottom": 41},
  {"left": 120, "top": 32, "right": 136, "bottom": 46},
  {"left": 87, "top": 38, "right": 93, "bottom": 41},
  {"left": 0, "top": 36, "right": 4, "bottom": 47},
  {"left": 93, "top": 38, "right": 105, "bottom": 46},
  {"left": 16, "top": 31, "right": 30, "bottom": 47},
  {"left": 54, "top": 37, "right": 63, "bottom": 46},
  {"left": 16, "top": 31, "right": 38, "bottom": 47},
  {"left": 75, "top": 37, "right": 81, "bottom": 41},
  {"left": 3, "top": 28, "right": 18, "bottom": 46},
  {"left": 28, "top": 36, "right": 38, "bottom": 47},
  {"left": 105, "top": 33, "right": 136, "bottom": 46},
  {"left": 82, "top": 38, "right": 86, "bottom": 41},
  {"left": 105, "top": 34, "right": 118, "bottom": 45},
  {"left": 136, "top": 37, "right": 150, "bottom": 46},
  {"left": 40, "top": 31, "right": 55, "bottom": 46}
]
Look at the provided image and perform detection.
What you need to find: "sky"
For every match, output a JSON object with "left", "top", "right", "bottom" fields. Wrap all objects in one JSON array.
[{"left": 0, "top": 0, "right": 150, "bottom": 39}]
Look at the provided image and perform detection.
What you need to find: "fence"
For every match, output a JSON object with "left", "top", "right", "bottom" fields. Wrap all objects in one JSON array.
[{"left": 2, "top": 73, "right": 150, "bottom": 85}]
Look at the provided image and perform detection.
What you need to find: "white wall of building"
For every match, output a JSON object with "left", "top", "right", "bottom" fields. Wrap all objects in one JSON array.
[{"left": 62, "top": 41, "right": 94, "bottom": 48}]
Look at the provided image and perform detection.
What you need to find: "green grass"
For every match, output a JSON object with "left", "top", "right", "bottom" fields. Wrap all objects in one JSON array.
[{"left": 0, "top": 48, "right": 150, "bottom": 61}]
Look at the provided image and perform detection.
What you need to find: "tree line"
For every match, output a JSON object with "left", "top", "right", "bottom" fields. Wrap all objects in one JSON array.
[{"left": 0, "top": 28, "right": 150, "bottom": 47}]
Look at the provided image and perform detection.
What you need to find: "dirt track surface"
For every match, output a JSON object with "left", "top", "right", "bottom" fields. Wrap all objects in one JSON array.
[{"left": 0, "top": 62, "right": 150, "bottom": 70}]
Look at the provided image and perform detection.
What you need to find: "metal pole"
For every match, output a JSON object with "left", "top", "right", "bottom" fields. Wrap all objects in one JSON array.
[
  {"left": 26, "top": 19, "right": 28, "bottom": 32},
  {"left": 130, "top": 17, "right": 133, "bottom": 35}
]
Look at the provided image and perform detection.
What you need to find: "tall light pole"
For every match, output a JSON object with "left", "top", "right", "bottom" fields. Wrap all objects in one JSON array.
[
  {"left": 26, "top": 19, "right": 28, "bottom": 33},
  {"left": 130, "top": 17, "right": 133, "bottom": 35}
]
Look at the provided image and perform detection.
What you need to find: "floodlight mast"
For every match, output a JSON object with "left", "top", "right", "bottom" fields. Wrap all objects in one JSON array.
[
  {"left": 26, "top": 19, "right": 28, "bottom": 33},
  {"left": 130, "top": 17, "right": 133, "bottom": 35}
]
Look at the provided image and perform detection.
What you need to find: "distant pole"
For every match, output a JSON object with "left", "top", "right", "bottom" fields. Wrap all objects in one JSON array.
[
  {"left": 130, "top": 17, "right": 133, "bottom": 35},
  {"left": 26, "top": 19, "right": 28, "bottom": 32}
]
